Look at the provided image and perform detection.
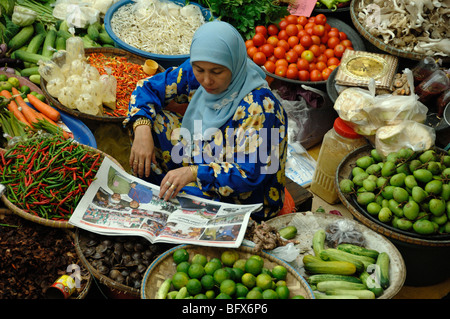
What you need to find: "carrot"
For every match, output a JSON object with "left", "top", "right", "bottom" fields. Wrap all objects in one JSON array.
[
  {"left": 0, "top": 89, "right": 31, "bottom": 127},
  {"left": 26, "top": 93, "right": 60, "bottom": 122},
  {"left": 9, "top": 88, "right": 40, "bottom": 127}
]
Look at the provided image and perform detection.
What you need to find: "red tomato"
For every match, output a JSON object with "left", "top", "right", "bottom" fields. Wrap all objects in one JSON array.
[
  {"left": 253, "top": 33, "right": 266, "bottom": 47},
  {"left": 301, "top": 50, "right": 314, "bottom": 62},
  {"left": 288, "top": 63, "right": 298, "bottom": 69},
  {"left": 274, "top": 46, "right": 286, "bottom": 59},
  {"left": 309, "top": 44, "right": 321, "bottom": 57},
  {"left": 247, "top": 46, "right": 259, "bottom": 58},
  {"left": 315, "top": 14, "right": 327, "bottom": 25},
  {"left": 297, "top": 16, "right": 308, "bottom": 26},
  {"left": 285, "top": 50, "right": 299, "bottom": 63},
  {"left": 313, "top": 24, "right": 325, "bottom": 37},
  {"left": 333, "top": 44, "right": 346, "bottom": 58},
  {"left": 327, "top": 36, "right": 340, "bottom": 49},
  {"left": 275, "top": 58, "right": 288, "bottom": 68},
  {"left": 286, "top": 24, "right": 299, "bottom": 37},
  {"left": 279, "top": 19, "right": 289, "bottom": 30},
  {"left": 277, "top": 30, "right": 289, "bottom": 41},
  {"left": 305, "top": 27, "right": 314, "bottom": 36},
  {"left": 320, "top": 34, "right": 329, "bottom": 44},
  {"left": 286, "top": 14, "right": 299, "bottom": 24},
  {"left": 300, "top": 35, "right": 313, "bottom": 48},
  {"left": 264, "top": 60, "right": 276, "bottom": 73},
  {"left": 339, "top": 32, "right": 348, "bottom": 40},
  {"left": 267, "top": 55, "right": 278, "bottom": 63},
  {"left": 309, "top": 62, "right": 317, "bottom": 72},
  {"left": 316, "top": 61, "right": 327, "bottom": 71},
  {"left": 327, "top": 57, "right": 340, "bottom": 67},
  {"left": 293, "top": 44, "right": 305, "bottom": 56},
  {"left": 298, "top": 29, "right": 309, "bottom": 38},
  {"left": 308, "top": 17, "right": 316, "bottom": 23},
  {"left": 286, "top": 67, "right": 298, "bottom": 80},
  {"left": 298, "top": 70, "right": 310, "bottom": 81},
  {"left": 311, "top": 35, "right": 321, "bottom": 45},
  {"left": 267, "top": 24, "right": 279, "bottom": 36},
  {"left": 316, "top": 54, "right": 328, "bottom": 63},
  {"left": 288, "top": 35, "right": 299, "bottom": 48},
  {"left": 266, "top": 35, "right": 279, "bottom": 47},
  {"left": 304, "top": 22, "right": 315, "bottom": 31},
  {"left": 319, "top": 44, "right": 327, "bottom": 53},
  {"left": 324, "top": 48, "right": 335, "bottom": 59},
  {"left": 275, "top": 65, "right": 287, "bottom": 77},
  {"left": 310, "top": 69, "right": 323, "bottom": 81},
  {"left": 328, "top": 30, "right": 339, "bottom": 38},
  {"left": 324, "top": 23, "right": 331, "bottom": 32},
  {"left": 277, "top": 39, "right": 290, "bottom": 51},
  {"left": 322, "top": 67, "right": 333, "bottom": 80},
  {"left": 341, "top": 39, "right": 353, "bottom": 48},
  {"left": 260, "top": 43, "right": 274, "bottom": 57},
  {"left": 245, "top": 40, "right": 254, "bottom": 49},
  {"left": 255, "top": 25, "right": 267, "bottom": 37},
  {"left": 252, "top": 51, "right": 266, "bottom": 65},
  {"left": 297, "top": 58, "right": 309, "bottom": 70}
]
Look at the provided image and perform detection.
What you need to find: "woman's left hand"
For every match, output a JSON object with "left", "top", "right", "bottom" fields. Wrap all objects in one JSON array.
[{"left": 159, "top": 166, "right": 195, "bottom": 201}]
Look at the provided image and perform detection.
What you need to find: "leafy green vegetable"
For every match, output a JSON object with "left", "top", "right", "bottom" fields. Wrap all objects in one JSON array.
[
  {"left": 1, "top": 14, "right": 21, "bottom": 43},
  {"left": 0, "top": 0, "right": 16, "bottom": 16},
  {"left": 197, "top": 0, "right": 289, "bottom": 40}
]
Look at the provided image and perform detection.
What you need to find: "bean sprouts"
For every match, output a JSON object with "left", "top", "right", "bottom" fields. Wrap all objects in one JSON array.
[{"left": 110, "top": 0, "right": 205, "bottom": 55}]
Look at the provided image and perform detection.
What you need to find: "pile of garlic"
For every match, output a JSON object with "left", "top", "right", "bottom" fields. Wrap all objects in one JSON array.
[{"left": 38, "top": 36, "right": 116, "bottom": 116}]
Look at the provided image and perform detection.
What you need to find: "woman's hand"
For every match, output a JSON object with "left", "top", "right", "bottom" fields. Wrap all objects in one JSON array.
[
  {"left": 159, "top": 166, "right": 195, "bottom": 201},
  {"left": 130, "top": 125, "right": 156, "bottom": 178}
]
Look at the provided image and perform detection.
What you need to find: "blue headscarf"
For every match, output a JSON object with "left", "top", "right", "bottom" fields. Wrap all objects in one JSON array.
[{"left": 181, "top": 21, "right": 268, "bottom": 137}]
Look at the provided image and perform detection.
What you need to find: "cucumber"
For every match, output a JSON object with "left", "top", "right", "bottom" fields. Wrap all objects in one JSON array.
[
  {"left": 8, "top": 25, "right": 35, "bottom": 51},
  {"left": 308, "top": 274, "right": 362, "bottom": 285},
  {"left": 155, "top": 278, "right": 171, "bottom": 299},
  {"left": 337, "top": 244, "right": 379, "bottom": 259},
  {"left": 13, "top": 50, "right": 50, "bottom": 64},
  {"left": 42, "top": 27, "right": 57, "bottom": 58},
  {"left": 34, "top": 22, "right": 47, "bottom": 35},
  {"left": 316, "top": 280, "right": 366, "bottom": 292},
  {"left": 59, "top": 20, "right": 70, "bottom": 32},
  {"left": 312, "top": 229, "right": 326, "bottom": 257},
  {"left": 304, "top": 261, "right": 357, "bottom": 275},
  {"left": 98, "top": 31, "right": 115, "bottom": 45},
  {"left": 302, "top": 254, "right": 323, "bottom": 264},
  {"left": 175, "top": 286, "right": 188, "bottom": 299},
  {"left": 20, "top": 67, "right": 40, "bottom": 77},
  {"left": 26, "top": 34, "right": 46, "bottom": 54},
  {"left": 57, "top": 30, "right": 72, "bottom": 40},
  {"left": 55, "top": 36, "right": 66, "bottom": 51},
  {"left": 87, "top": 23, "right": 100, "bottom": 41},
  {"left": 326, "top": 289, "right": 376, "bottom": 299},
  {"left": 279, "top": 226, "right": 297, "bottom": 239},
  {"left": 320, "top": 249, "right": 365, "bottom": 273},
  {"left": 314, "top": 292, "right": 358, "bottom": 299},
  {"left": 360, "top": 271, "right": 384, "bottom": 297},
  {"left": 376, "top": 252, "right": 390, "bottom": 289},
  {"left": 29, "top": 74, "right": 40, "bottom": 85}
]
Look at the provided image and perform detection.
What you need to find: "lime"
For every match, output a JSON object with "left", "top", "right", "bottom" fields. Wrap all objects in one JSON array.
[
  {"left": 188, "top": 263, "right": 205, "bottom": 279},
  {"left": 231, "top": 267, "right": 244, "bottom": 282},
  {"left": 256, "top": 273, "right": 273, "bottom": 290},
  {"left": 191, "top": 254, "right": 208, "bottom": 266},
  {"left": 0, "top": 81, "right": 13, "bottom": 91},
  {"left": 186, "top": 278, "right": 202, "bottom": 295},
  {"left": 246, "top": 289, "right": 263, "bottom": 299},
  {"left": 176, "top": 261, "right": 191, "bottom": 274},
  {"left": 7, "top": 77, "right": 20, "bottom": 88},
  {"left": 233, "top": 259, "right": 247, "bottom": 272},
  {"left": 221, "top": 250, "right": 239, "bottom": 267},
  {"left": 272, "top": 265, "right": 287, "bottom": 281},
  {"left": 235, "top": 283, "right": 249, "bottom": 298},
  {"left": 245, "top": 258, "right": 263, "bottom": 276},
  {"left": 173, "top": 249, "right": 189, "bottom": 264},
  {"left": 194, "top": 294, "right": 208, "bottom": 299},
  {"left": 261, "top": 268, "right": 272, "bottom": 276},
  {"left": 200, "top": 274, "right": 215, "bottom": 290},
  {"left": 276, "top": 280, "right": 287, "bottom": 287},
  {"left": 262, "top": 289, "right": 278, "bottom": 299},
  {"left": 220, "top": 279, "right": 236, "bottom": 296},
  {"left": 20, "top": 85, "right": 31, "bottom": 94},
  {"left": 205, "top": 290, "right": 215, "bottom": 299},
  {"left": 172, "top": 272, "right": 189, "bottom": 290},
  {"left": 213, "top": 268, "right": 230, "bottom": 285},
  {"left": 0, "top": 74, "right": 8, "bottom": 82},
  {"left": 241, "top": 273, "right": 256, "bottom": 289},
  {"left": 209, "top": 257, "right": 222, "bottom": 266},
  {"left": 276, "top": 285, "right": 290, "bottom": 299},
  {"left": 291, "top": 295, "right": 305, "bottom": 299},
  {"left": 204, "top": 261, "right": 221, "bottom": 275},
  {"left": 216, "top": 292, "right": 232, "bottom": 299}
]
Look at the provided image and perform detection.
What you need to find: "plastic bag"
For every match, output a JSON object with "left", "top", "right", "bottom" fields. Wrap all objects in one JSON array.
[
  {"left": 325, "top": 219, "right": 366, "bottom": 247},
  {"left": 269, "top": 243, "right": 300, "bottom": 262},
  {"left": 65, "top": 36, "right": 85, "bottom": 65},
  {"left": 99, "top": 67, "right": 117, "bottom": 109},
  {"left": 52, "top": 1, "right": 100, "bottom": 28},
  {"left": 375, "top": 120, "right": 436, "bottom": 157}
]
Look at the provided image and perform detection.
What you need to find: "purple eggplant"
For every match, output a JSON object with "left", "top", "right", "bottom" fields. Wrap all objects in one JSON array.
[
  {"left": 0, "top": 43, "right": 7, "bottom": 58},
  {"left": 0, "top": 57, "right": 24, "bottom": 70}
]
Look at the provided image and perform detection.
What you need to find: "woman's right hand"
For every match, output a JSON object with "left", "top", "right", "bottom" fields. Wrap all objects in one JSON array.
[{"left": 130, "top": 125, "right": 156, "bottom": 178}]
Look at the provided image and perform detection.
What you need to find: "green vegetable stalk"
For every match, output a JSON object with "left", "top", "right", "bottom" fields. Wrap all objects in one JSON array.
[{"left": 318, "top": 0, "right": 351, "bottom": 11}]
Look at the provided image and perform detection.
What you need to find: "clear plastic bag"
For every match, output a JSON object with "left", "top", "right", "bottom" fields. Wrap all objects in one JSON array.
[
  {"left": 269, "top": 243, "right": 300, "bottom": 262},
  {"left": 325, "top": 219, "right": 366, "bottom": 247},
  {"left": 99, "top": 67, "right": 117, "bottom": 109},
  {"left": 65, "top": 36, "right": 85, "bottom": 64},
  {"left": 38, "top": 60, "right": 65, "bottom": 83}
]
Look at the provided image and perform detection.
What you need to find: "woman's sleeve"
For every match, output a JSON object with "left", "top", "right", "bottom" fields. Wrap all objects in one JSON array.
[
  {"left": 124, "top": 59, "right": 199, "bottom": 126},
  {"left": 196, "top": 88, "right": 287, "bottom": 197}
]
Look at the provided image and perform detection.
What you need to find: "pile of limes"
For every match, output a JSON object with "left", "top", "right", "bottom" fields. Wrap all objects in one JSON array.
[{"left": 165, "top": 248, "right": 305, "bottom": 299}]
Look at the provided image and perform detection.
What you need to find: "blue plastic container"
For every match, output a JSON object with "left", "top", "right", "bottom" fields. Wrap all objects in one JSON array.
[{"left": 104, "top": 0, "right": 214, "bottom": 69}]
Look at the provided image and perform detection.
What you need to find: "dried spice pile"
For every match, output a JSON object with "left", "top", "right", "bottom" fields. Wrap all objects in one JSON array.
[
  {"left": 0, "top": 213, "right": 87, "bottom": 299},
  {"left": 86, "top": 53, "right": 148, "bottom": 117}
]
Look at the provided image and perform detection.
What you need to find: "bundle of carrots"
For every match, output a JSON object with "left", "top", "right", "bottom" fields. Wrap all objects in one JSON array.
[{"left": 0, "top": 88, "right": 70, "bottom": 139}]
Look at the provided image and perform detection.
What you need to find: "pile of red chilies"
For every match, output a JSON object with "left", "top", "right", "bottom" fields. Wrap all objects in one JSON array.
[{"left": 0, "top": 135, "right": 102, "bottom": 221}]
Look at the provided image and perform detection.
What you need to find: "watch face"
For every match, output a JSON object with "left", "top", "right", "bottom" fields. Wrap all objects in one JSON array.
[{"left": 345, "top": 57, "right": 387, "bottom": 79}]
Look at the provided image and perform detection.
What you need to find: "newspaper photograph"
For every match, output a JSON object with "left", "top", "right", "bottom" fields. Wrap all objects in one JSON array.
[{"left": 69, "top": 157, "right": 262, "bottom": 248}]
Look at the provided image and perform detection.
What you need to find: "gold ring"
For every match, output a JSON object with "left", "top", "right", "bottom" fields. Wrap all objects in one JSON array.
[
  {"left": 169, "top": 184, "right": 176, "bottom": 189},
  {"left": 165, "top": 181, "right": 172, "bottom": 187}
]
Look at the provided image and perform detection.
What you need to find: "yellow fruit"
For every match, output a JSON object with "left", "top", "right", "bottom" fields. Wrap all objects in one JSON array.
[{"left": 7, "top": 77, "right": 20, "bottom": 88}]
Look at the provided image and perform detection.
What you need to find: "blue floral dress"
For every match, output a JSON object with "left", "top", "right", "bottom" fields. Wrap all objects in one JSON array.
[{"left": 124, "top": 59, "right": 288, "bottom": 221}]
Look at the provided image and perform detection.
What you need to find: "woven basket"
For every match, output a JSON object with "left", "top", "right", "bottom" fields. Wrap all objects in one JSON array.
[
  {"left": 350, "top": 0, "right": 450, "bottom": 62},
  {"left": 266, "top": 212, "right": 407, "bottom": 299},
  {"left": 0, "top": 145, "right": 123, "bottom": 229},
  {"left": 40, "top": 47, "right": 165, "bottom": 123},
  {"left": 140, "top": 244, "right": 315, "bottom": 299},
  {"left": 336, "top": 144, "right": 450, "bottom": 246}
]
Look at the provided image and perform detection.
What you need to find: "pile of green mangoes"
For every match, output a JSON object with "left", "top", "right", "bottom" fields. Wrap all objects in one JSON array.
[{"left": 339, "top": 147, "right": 450, "bottom": 236}]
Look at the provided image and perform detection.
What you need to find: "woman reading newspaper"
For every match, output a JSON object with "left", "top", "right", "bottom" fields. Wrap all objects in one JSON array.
[{"left": 124, "top": 21, "right": 288, "bottom": 222}]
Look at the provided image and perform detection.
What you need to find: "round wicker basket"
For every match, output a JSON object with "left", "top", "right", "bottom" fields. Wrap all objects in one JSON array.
[
  {"left": 40, "top": 47, "right": 165, "bottom": 123},
  {"left": 140, "top": 244, "right": 315, "bottom": 299},
  {"left": 0, "top": 145, "right": 123, "bottom": 229},
  {"left": 265, "top": 212, "right": 407, "bottom": 299}
]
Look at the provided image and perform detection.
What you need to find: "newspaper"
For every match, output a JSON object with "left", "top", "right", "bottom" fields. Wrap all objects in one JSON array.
[{"left": 68, "top": 157, "right": 262, "bottom": 248}]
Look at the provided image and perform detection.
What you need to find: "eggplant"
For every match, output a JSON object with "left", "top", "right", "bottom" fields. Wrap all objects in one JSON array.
[
  {"left": 0, "top": 43, "right": 7, "bottom": 58},
  {"left": 0, "top": 57, "right": 24, "bottom": 70}
]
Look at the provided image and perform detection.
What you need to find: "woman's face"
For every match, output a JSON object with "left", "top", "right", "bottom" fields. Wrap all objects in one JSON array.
[{"left": 192, "top": 61, "right": 232, "bottom": 95}]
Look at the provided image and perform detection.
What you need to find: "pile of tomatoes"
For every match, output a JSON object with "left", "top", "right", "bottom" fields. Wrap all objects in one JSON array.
[{"left": 246, "top": 13, "right": 354, "bottom": 82}]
